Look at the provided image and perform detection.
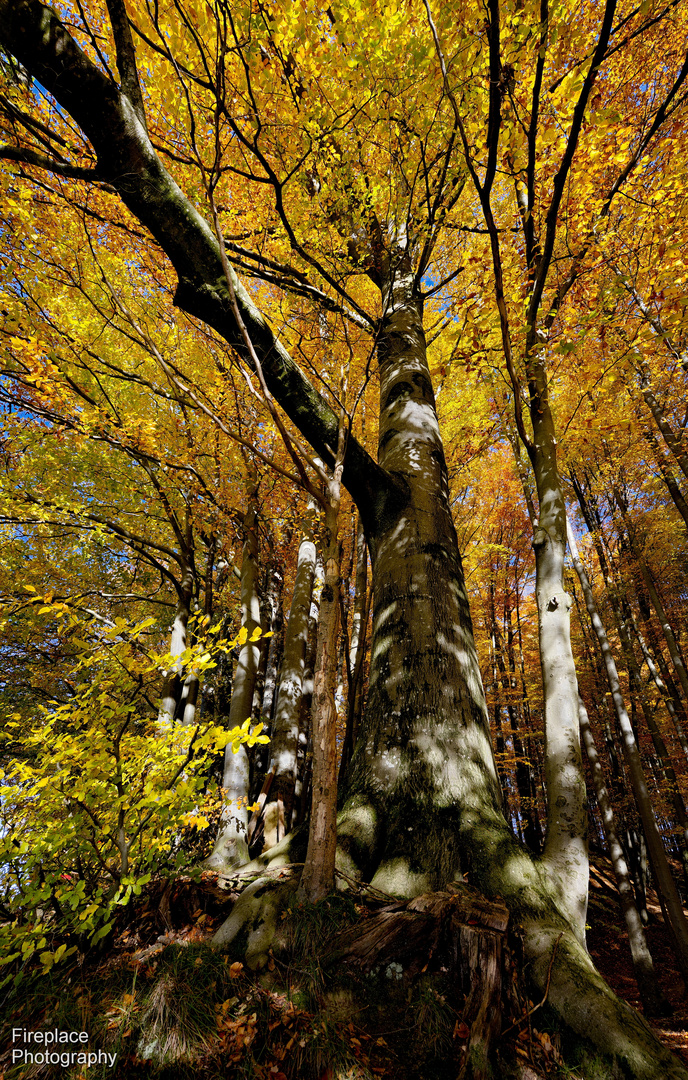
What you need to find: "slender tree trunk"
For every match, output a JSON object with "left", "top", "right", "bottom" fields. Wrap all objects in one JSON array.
[
  {"left": 635, "top": 361, "right": 688, "bottom": 483},
  {"left": 578, "top": 694, "right": 670, "bottom": 1015},
  {"left": 509, "top": 386, "right": 587, "bottom": 923},
  {"left": 635, "top": 546, "right": 688, "bottom": 704},
  {"left": 253, "top": 563, "right": 284, "bottom": 783},
  {"left": 618, "top": 608, "right": 688, "bottom": 889},
  {"left": 177, "top": 673, "right": 200, "bottom": 726},
  {"left": 513, "top": 575, "right": 545, "bottom": 841},
  {"left": 567, "top": 517, "right": 688, "bottom": 981},
  {"left": 261, "top": 581, "right": 284, "bottom": 725},
  {"left": 206, "top": 482, "right": 261, "bottom": 872},
  {"left": 504, "top": 604, "right": 541, "bottom": 852},
  {"left": 488, "top": 577, "right": 510, "bottom": 811},
  {"left": 610, "top": 488, "right": 688, "bottom": 703},
  {"left": 643, "top": 425, "right": 688, "bottom": 532},
  {"left": 339, "top": 516, "right": 369, "bottom": 782},
  {"left": 349, "top": 516, "right": 368, "bottom": 736},
  {"left": 293, "top": 553, "right": 322, "bottom": 828},
  {"left": 335, "top": 530, "right": 353, "bottom": 720},
  {"left": 571, "top": 585, "right": 653, "bottom": 918},
  {"left": 265, "top": 527, "right": 317, "bottom": 843},
  {"left": 159, "top": 563, "right": 195, "bottom": 722},
  {"left": 179, "top": 540, "right": 216, "bottom": 726},
  {"left": 299, "top": 426, "right": 346, "bottom": 903},
  {"left": 632, "top": 615, "right": 688, "bottom": 762},
  {"left": 527, "top": 348, "right": 588, "bottom": 941},
  {"left": 640, "top": 689, "right": 688, "bottom": 892}
]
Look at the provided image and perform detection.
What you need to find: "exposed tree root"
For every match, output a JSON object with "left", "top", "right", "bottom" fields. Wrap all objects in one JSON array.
[{"left": 211, "top": 864, "right": 688, "bottom": 1080}]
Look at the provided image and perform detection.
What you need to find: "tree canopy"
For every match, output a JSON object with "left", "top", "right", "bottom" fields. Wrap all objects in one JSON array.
[{"left": 2, "top": 0, "right": 688, "bottom": 1076}]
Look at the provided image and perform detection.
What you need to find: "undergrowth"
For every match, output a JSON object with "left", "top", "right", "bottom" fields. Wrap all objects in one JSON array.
[{"left": 0, "top": 880, "right": 601, "bottom": 1080}]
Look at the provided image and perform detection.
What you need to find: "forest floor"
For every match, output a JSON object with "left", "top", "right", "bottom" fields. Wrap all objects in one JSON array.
[{"left": 2, "top": 853, "right": 688, "bottom": 1078}]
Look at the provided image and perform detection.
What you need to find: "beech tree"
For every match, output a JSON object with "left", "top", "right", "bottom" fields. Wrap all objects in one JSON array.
[{"left": 2, "top": 0, "right": 688, "bottom": 1076}]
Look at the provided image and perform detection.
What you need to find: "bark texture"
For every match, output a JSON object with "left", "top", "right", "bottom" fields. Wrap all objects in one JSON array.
[
  {"left": 159, "top": 565, "right": 195, "bottom": 723},
  {"left": 339, "top": 256, "right": 503, "bottom": 897},
  {"left": 298, "top": 443, "right": 344, "bottom": 903}
]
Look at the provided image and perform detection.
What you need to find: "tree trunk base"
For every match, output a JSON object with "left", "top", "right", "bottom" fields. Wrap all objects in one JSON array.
[
  {"left": 210, "top": 868, "right": 688, "bottom": 1079},
  {"left": 328, "top": 883, "right": 510, "bottom": 1079}
]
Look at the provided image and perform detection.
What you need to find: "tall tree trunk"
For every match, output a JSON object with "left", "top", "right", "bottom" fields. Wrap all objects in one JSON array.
[
  {"left": 504, "top": 604, "right": 542, "bottom": 852},
  {"left": 578, "top": 693, "right": 670, "bottom": 1015},
  {"left": 609, "top": 486, "right": 688, "bottom": 704},
  {"left": 338, "top": 256, "right": 504, "bottom": 897},
  {"left": 510, "top": 390, "right": 587, "bottom": 921},
  {"left": 617, "top": 608, "right": 688, "bottom": 890},
  {"left": 299, "top": 425, "right": 345, "bottom": 903},
  {"left": 339, "top": 515, "right": 369, "bottom": 782},
  {"left": 260, "top": 576, "right": 284, "bottom": 726},
  {"left": 632, "top": 614, "right": 688, "bottom": 762},
  {"left": 635, "top": 360, "right": 688, "bottom": 483},
  {"left": 179, "top": 539, "right": 216, "bottom": 726},
  {"left": 293, "top": 552, "right": 322, "bottom": 828},
  {"left": 489, "top": 578, "right": 509, "bottom": 803},
  {"left": 642, "top": 425, "right": 688, "bottom": 532},
  {"left": 253, "top": 562, "right": 284, "bottom": 783},
  {"left": 206, "top": 482, "right": 261, "bottom": 872},
  {"left": 526, "top": 346, "right": 588, "bottom": 941},
  {"left": 567, "top": 516, "right": 688, "bottom": 981},
  {"left": 265, "top": 528, "right": 317, "bottom": 844},
  {"left": 513, "top": 574, "right": 545, "bottom": 842},
  {"left": 632, "top": 540, "right": 688, "bottom": 705}
]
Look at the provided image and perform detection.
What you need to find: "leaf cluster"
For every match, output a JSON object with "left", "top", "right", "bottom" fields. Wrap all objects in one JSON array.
[{"left": 0, "top": 606, "right": 268, "bottom": 990}]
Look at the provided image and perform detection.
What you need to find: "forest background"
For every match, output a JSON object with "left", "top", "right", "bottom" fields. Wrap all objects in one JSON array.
[{"left": 1, "top": 0, "right": 688, "bottom": 1077}]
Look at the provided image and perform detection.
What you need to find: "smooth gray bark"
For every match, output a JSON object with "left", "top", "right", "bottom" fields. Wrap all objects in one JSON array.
[
  {"left": 206, "top": 488, "right": 261, "bottom": 872},
  {"left": 338, "top": 254, "right": 504, "bottom": 897},
  {"left": 527, "top": 375, "right": 588, "bottom": 942},
  {"left": 266, "top": 531, "right": 317, "bottom": 839}
]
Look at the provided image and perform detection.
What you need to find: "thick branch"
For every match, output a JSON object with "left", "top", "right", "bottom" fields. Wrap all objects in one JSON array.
[
  {"left": 104, "top": 0, "right": 147, "bottom": 127},
  {"left": 0, "top": 0, "right": 398, "bottom": 535}
]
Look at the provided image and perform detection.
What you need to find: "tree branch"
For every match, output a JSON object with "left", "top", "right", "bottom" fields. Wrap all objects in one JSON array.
[
  {"left": 0, "top": 0, "right": 397, "bottom": 535},
  {"left": 104, "top": 0, "right": 147, "bottom": 128},
  {"left": 0, "top": 144, "right": 113, "bottom": 188}
]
